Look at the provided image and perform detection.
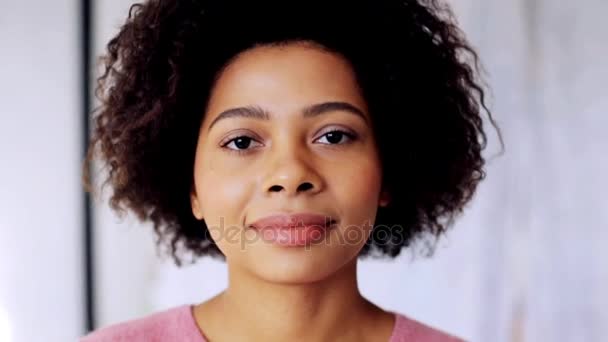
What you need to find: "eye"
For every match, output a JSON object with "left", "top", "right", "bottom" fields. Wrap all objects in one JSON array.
[
  {"left": 221, "top": 135, "right": 262, "bottom": 152},
  {"left": 315, "top": 129, "right": 356, "bottom": 145}
]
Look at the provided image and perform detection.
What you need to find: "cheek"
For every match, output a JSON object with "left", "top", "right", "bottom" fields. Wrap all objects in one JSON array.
[
  {"left": 194, "top": 153, "right": 255, "bottom": 231},
  {"left": 329, "top": 158, "right": 382, "bottom": 252},
  {"left": 331, "top": 155, "right": 383, "bottom": 223}
]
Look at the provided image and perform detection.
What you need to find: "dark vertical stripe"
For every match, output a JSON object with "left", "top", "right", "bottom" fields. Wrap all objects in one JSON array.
[{"left": 80, "top": 0, "right": 95, "bottom": 333}]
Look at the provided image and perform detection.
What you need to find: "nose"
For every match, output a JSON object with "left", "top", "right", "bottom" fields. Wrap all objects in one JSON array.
[{"left": 262, "top": 148, "right": 324, "bottom": 198}]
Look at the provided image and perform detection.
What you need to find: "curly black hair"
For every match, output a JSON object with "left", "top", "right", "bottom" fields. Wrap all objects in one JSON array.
[{"left": 84, "top": 0, "right": 502, "bottom": 265}]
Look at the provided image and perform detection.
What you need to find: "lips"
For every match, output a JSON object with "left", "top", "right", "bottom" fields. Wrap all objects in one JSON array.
[
  {"left": 248, "top": 212, "right": 337, "bottom": 247},
  {"left": 248, "top": 212, "right": 336, "bottom": 230}
]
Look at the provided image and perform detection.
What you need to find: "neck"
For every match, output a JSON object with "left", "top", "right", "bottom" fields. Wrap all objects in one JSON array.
[{"left": 206, "top": 257, "right": 381, "bottom": 341}]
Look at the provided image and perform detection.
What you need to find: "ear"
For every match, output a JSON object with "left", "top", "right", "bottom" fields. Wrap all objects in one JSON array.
[
  {"left": 379, "top": 189, "right": 391, "bottom": 208},
  {"left": 190, "top": 188, "right": 204, "bottom": 220}
]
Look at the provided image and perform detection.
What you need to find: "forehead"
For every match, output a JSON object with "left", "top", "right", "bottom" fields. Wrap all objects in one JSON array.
[{"left": 205, "top": 43, "right": 369, "bottom": 118}]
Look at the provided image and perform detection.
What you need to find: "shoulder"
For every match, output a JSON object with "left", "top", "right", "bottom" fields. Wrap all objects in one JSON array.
[
  {"left": 80, "top": 305, "right": 204, "bottom": 342},
  {"left": 389, "top": 311, "right": 466, "bottom": 342}
]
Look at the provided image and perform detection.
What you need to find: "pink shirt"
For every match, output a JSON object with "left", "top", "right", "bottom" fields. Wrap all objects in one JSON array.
[{"left": 81, "top": 305, "right": 464, "bottom": 341}]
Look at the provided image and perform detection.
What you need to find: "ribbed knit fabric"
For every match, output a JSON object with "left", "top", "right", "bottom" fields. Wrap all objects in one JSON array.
[{"left": 81, "top": 305, "right": 465, "bottom": 341}]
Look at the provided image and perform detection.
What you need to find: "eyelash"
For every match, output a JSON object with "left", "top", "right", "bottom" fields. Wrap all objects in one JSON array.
[{"left": 220, "top": 129, "right": 358, "bottom": 155}]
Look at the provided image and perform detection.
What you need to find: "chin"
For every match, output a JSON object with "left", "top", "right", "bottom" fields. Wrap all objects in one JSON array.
[
  {"left": 254, "top": 263, "right": 337, "bottom": 285},
  {"left": 247, "top": 244, "right": 358, "bottom": 284}
]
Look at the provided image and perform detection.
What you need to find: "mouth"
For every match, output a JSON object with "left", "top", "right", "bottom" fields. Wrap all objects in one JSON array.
[
  {"left": 248, "top": 212, "right": 337, "bottom": 229},
  {"left": 247, "top": 212, "right": 338, "bottom": 247}
]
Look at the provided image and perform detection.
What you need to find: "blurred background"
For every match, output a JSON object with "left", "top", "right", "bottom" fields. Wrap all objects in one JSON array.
[{"left": 1, "top": 0, "right": 607, "bottom": 341}]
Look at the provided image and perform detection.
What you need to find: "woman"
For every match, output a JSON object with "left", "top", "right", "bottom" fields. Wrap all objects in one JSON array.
[{"left": 82, "top": 0, "right": 500, "bottom": 340}]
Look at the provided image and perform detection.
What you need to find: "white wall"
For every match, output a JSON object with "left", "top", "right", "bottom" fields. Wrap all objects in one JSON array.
[
  {"left": 92, "top": 0, "right": 608, "bottom": 341},
  {"left": 91, "top": 0, "right": 166, "bottom": 329},
  {"left": 0, "top": 1, "right": 84, "bottom": 341}
]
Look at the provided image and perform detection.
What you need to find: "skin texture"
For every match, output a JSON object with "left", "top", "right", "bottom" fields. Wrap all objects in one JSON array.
[{"left": 189, "top": 43, "right": 395, "bottom": 341}]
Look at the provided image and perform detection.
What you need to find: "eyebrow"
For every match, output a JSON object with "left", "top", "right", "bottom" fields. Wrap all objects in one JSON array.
[{"left": 207, "top": 101, "right": 368, "bottom": 131}]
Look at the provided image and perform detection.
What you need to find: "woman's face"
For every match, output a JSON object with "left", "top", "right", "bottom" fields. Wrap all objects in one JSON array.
[{"left": 190, "top": 42, "right": 389, "bottom": 283}]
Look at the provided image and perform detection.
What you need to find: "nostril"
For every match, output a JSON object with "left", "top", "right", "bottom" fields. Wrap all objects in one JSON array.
[
  {"left": 297, "top": 182, "right": 313, "bottom": 192},
  {"left": 267, "top": 182, "right": 314, "bottom": 194},
  {"left": 269, "top": 185, "right": 283, "bottom": 192}
]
